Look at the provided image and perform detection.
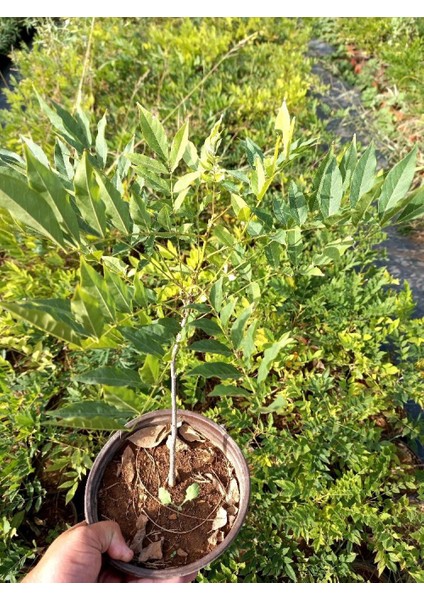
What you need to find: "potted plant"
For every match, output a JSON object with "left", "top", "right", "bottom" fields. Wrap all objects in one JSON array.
[{"left": 0, "top": 98, "right": 423, "bottom": 578}]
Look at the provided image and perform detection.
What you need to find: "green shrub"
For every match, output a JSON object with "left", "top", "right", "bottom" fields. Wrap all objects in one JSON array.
[
  {"left": 0, "top": 18, "right": 41, "bottom": 57},
  {"left": 0, "top": 96, "right": 423, "bottom": 583},
  {"left": 0, "top": 18, "right": 315, "bottom": 158}
]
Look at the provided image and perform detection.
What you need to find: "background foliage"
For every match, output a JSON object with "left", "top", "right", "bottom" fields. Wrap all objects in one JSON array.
[{"left": 0, "top": 17, "right": 423, "bottom": 583}]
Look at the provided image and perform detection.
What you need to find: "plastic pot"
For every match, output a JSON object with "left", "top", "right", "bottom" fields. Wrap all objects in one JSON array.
[{"left": 84, "top": 409, "right": 250, "bottom": 580}]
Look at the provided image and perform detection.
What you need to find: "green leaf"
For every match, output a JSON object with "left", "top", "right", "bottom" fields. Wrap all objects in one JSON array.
[
  {"left": 76, "top": 367, "right": 144, "bottom": 388},
  {"left": 257, "top": 332, "right": 294, "bottom": 384},
  {"left": 94, "top": 169, "right": 131, "bottom": 235},
  {"left": 208, "top": 384, "right": 252, "bottom": 398},
  {"left": 378, "top": 147, "right": 417, "bottom": 216},
  {"left": 316, "top": 155, "right": 343, "bottom": 219},
  {"left": 104, "top": 269, "right": 132, "bottom": 313},
  {"left": 158, "top": 487, "right": 172, "bottom": 506},
  {"left": 395, "top": 187, "right": 424, "bottom": 224},
  {"left": 25, "top": 146, "right": 80, "bottom": 245},
  {"left": 95, "top": 112, "right": 108, "bottom": 169},
  {"left": 48, "top": 401, "right": 133, "bottom": 430},
  {"left": 128, "top": 153, "right": 168, "bottom": 175},
  {"left": 183, "top": 483, "right": 200, "bottom": 503},
  {"left": 239, "top": 321, "right": 258, "bottom": 362},
  {"left": 37, "top": 94, "right": 89, "bottom": 152},
  {"left": 231, "top": 305, "right": 253, "bottom": 349},
  {"left": 210, "top": 277, "right": 224, "bottom": 312},
  {"left": 0, "top": 171, "right": 65, "bottom": 248},
  {"left": 188, "top": 362, "right": 241, "bottom": 380},
  {"left": 287, "top": 227, "right": 303, "bottom": 265},
  {"left": 170, "top": 121, "right": 189, "bottom": 172},
  {"left": 220, "top": 299, "right": 237, "bottom": 328},
  {"left": 190, "top": 317, "right": 223, "bottom": 336},
  {"left": 22, "top": 136, "right": 49, "bottom": 167},
  {"left": 80, "top": 258, "right": 116, "bottom": 322},
  {"left": 289, "top": 182, "right": 307, "bottom": 225},
  {"left": 313, "top": 237, "right": 353, "bottom": 266},
  {"left": 340, "top": 138, "right": 357, "bottom": 192},
  {"left": 173, "top": 171, "right": 199, "bottom": 194},
  {"left": 0, "top": 299, "right": 86, "bottom": 347},
  {"left": 350, "top": 144, "right": 377, "bottom": 207},
  {"left": 71, "top": 286, "right": 105, "bottom": 340},
  {"left": 190, "top": 339, "right": 232, "bottom": 355},
  {"left": 74, "top": 153, "right": 107, "bottom": 237},
  {"left": 120, "top": 322, "right": 177, "bottom": 357},
  {"left": 273, "top": 197, "right": 294, "bottom": 227},
  {"left": 54, "top": 139, "right": 74, "bottom": 181},
  {"left": 138, "top": 104, "right": 168, "bottom": 162},
  {"left": 231, "top": 193, "right": 251, "bottom": 221}
]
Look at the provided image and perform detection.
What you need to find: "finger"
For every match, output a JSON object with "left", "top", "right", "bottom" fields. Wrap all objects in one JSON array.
[{"left": 84, "top": 521, "right": 134, "bottom": 563}]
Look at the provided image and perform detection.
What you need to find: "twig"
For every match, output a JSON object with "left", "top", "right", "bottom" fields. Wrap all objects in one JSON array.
[
  {"left": 168, "top": 303, "right": 191, "bottom": 487},
  {"left": 74, "top": 17, "right": 95, "bottom": 113}
]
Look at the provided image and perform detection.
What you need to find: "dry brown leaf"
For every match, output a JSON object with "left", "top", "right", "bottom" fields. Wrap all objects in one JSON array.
[
  {"left": 226, "top": 477, "right": 240, "bottom": 506},
  {"left": 166, "top": 435, "right": 189, "bottom": 452},
  {"left": 130, "top": 514, "right": 148, "bottom": 553},
  {"left": 227, "top": 504, "right": 238, "bottom": 516},
  {"left": 138, "top": 539, "right": 163, "bottom": 562},
  {"left": 205, "top": 473, "right": 226, "bottom": 496},
  {"left": 179, "top": 422, "right": 206, "bottom": 443},
  {"left": 168, "top": 513, "right": 177, "bottom": 521},
  {"left": 228, "top": 515, "right": 236, "bottom": 527},
  {"left": 211, "top": 506, "right": 227, "bottom": 531},
  {"left": 121, "top": 446, "right": 135, "bottom": 485},
  {"left": 176, "top": 548, "right": 188, "bottom": 557},
  {"left": 128, "top": 425, "right": 170, "bottom": 448},
  {"left": 136, "top": 514, "right": 149, "bottom": 530},
  {"left": 208, "top": 530, "right": 225, "bottom": 547}
]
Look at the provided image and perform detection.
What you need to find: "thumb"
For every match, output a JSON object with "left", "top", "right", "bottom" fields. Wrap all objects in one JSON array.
[{"left": 85, "top": 521, "right": 134, "bottom": 562}]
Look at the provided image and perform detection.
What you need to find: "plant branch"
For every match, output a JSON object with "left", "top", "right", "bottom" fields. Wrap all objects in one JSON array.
[{"left": 168, "top": 302, "right": 191, "bottom": 487}]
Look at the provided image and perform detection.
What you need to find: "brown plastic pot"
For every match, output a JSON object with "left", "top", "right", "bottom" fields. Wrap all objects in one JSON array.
[{"left": 84, "top": 409, "right": 250, "bottom": 580}]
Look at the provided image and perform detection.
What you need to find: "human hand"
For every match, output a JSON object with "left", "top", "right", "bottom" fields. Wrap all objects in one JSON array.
[{"left": 22, "top": 521, "right": 196, "bottom": 583}]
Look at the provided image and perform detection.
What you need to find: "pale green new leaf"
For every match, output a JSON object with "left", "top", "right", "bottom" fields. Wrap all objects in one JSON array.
[
  {"left": 138, "top": 104, "right": 169, "bottom": 162},
  {"left": 95, "top": 113, "right": 108, "bottom": 169},
  {"left": 257, "top": 332, "right": 294, "bottom": 384},
  {"left": 183, "top": 483, "right": 200, "bottom": 504},
  {"left": 350, "top": 144, "right": 376, "bottom": 207},
  {"left": 378, "top": 147, "right": 417, "bottom": 217},
  {"left": 158, "top": 487, "right": 172, "bottom": 506},
  {"left": 0, "top": 171, "right": 65, "bottom": 248},
  {"left": 170, "top": 121, "right": 189, "bottom": 172}
]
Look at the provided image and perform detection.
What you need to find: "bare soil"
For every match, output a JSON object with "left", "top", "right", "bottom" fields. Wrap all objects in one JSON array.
[{"left": 98, "top": 424, "right": 240, "bottom": 570}]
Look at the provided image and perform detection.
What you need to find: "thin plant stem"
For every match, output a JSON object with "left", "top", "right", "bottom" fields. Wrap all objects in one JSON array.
[
  {"left": 168, "top": 304, "right": 191, "bottom": 487},
  {"left": 74, "top": 17, "right": 95, "bottom": 113}
]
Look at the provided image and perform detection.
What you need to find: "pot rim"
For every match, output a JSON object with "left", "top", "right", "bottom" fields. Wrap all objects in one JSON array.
[{"left": 84, "top": 409, "right": 250, "bottom": 579}]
